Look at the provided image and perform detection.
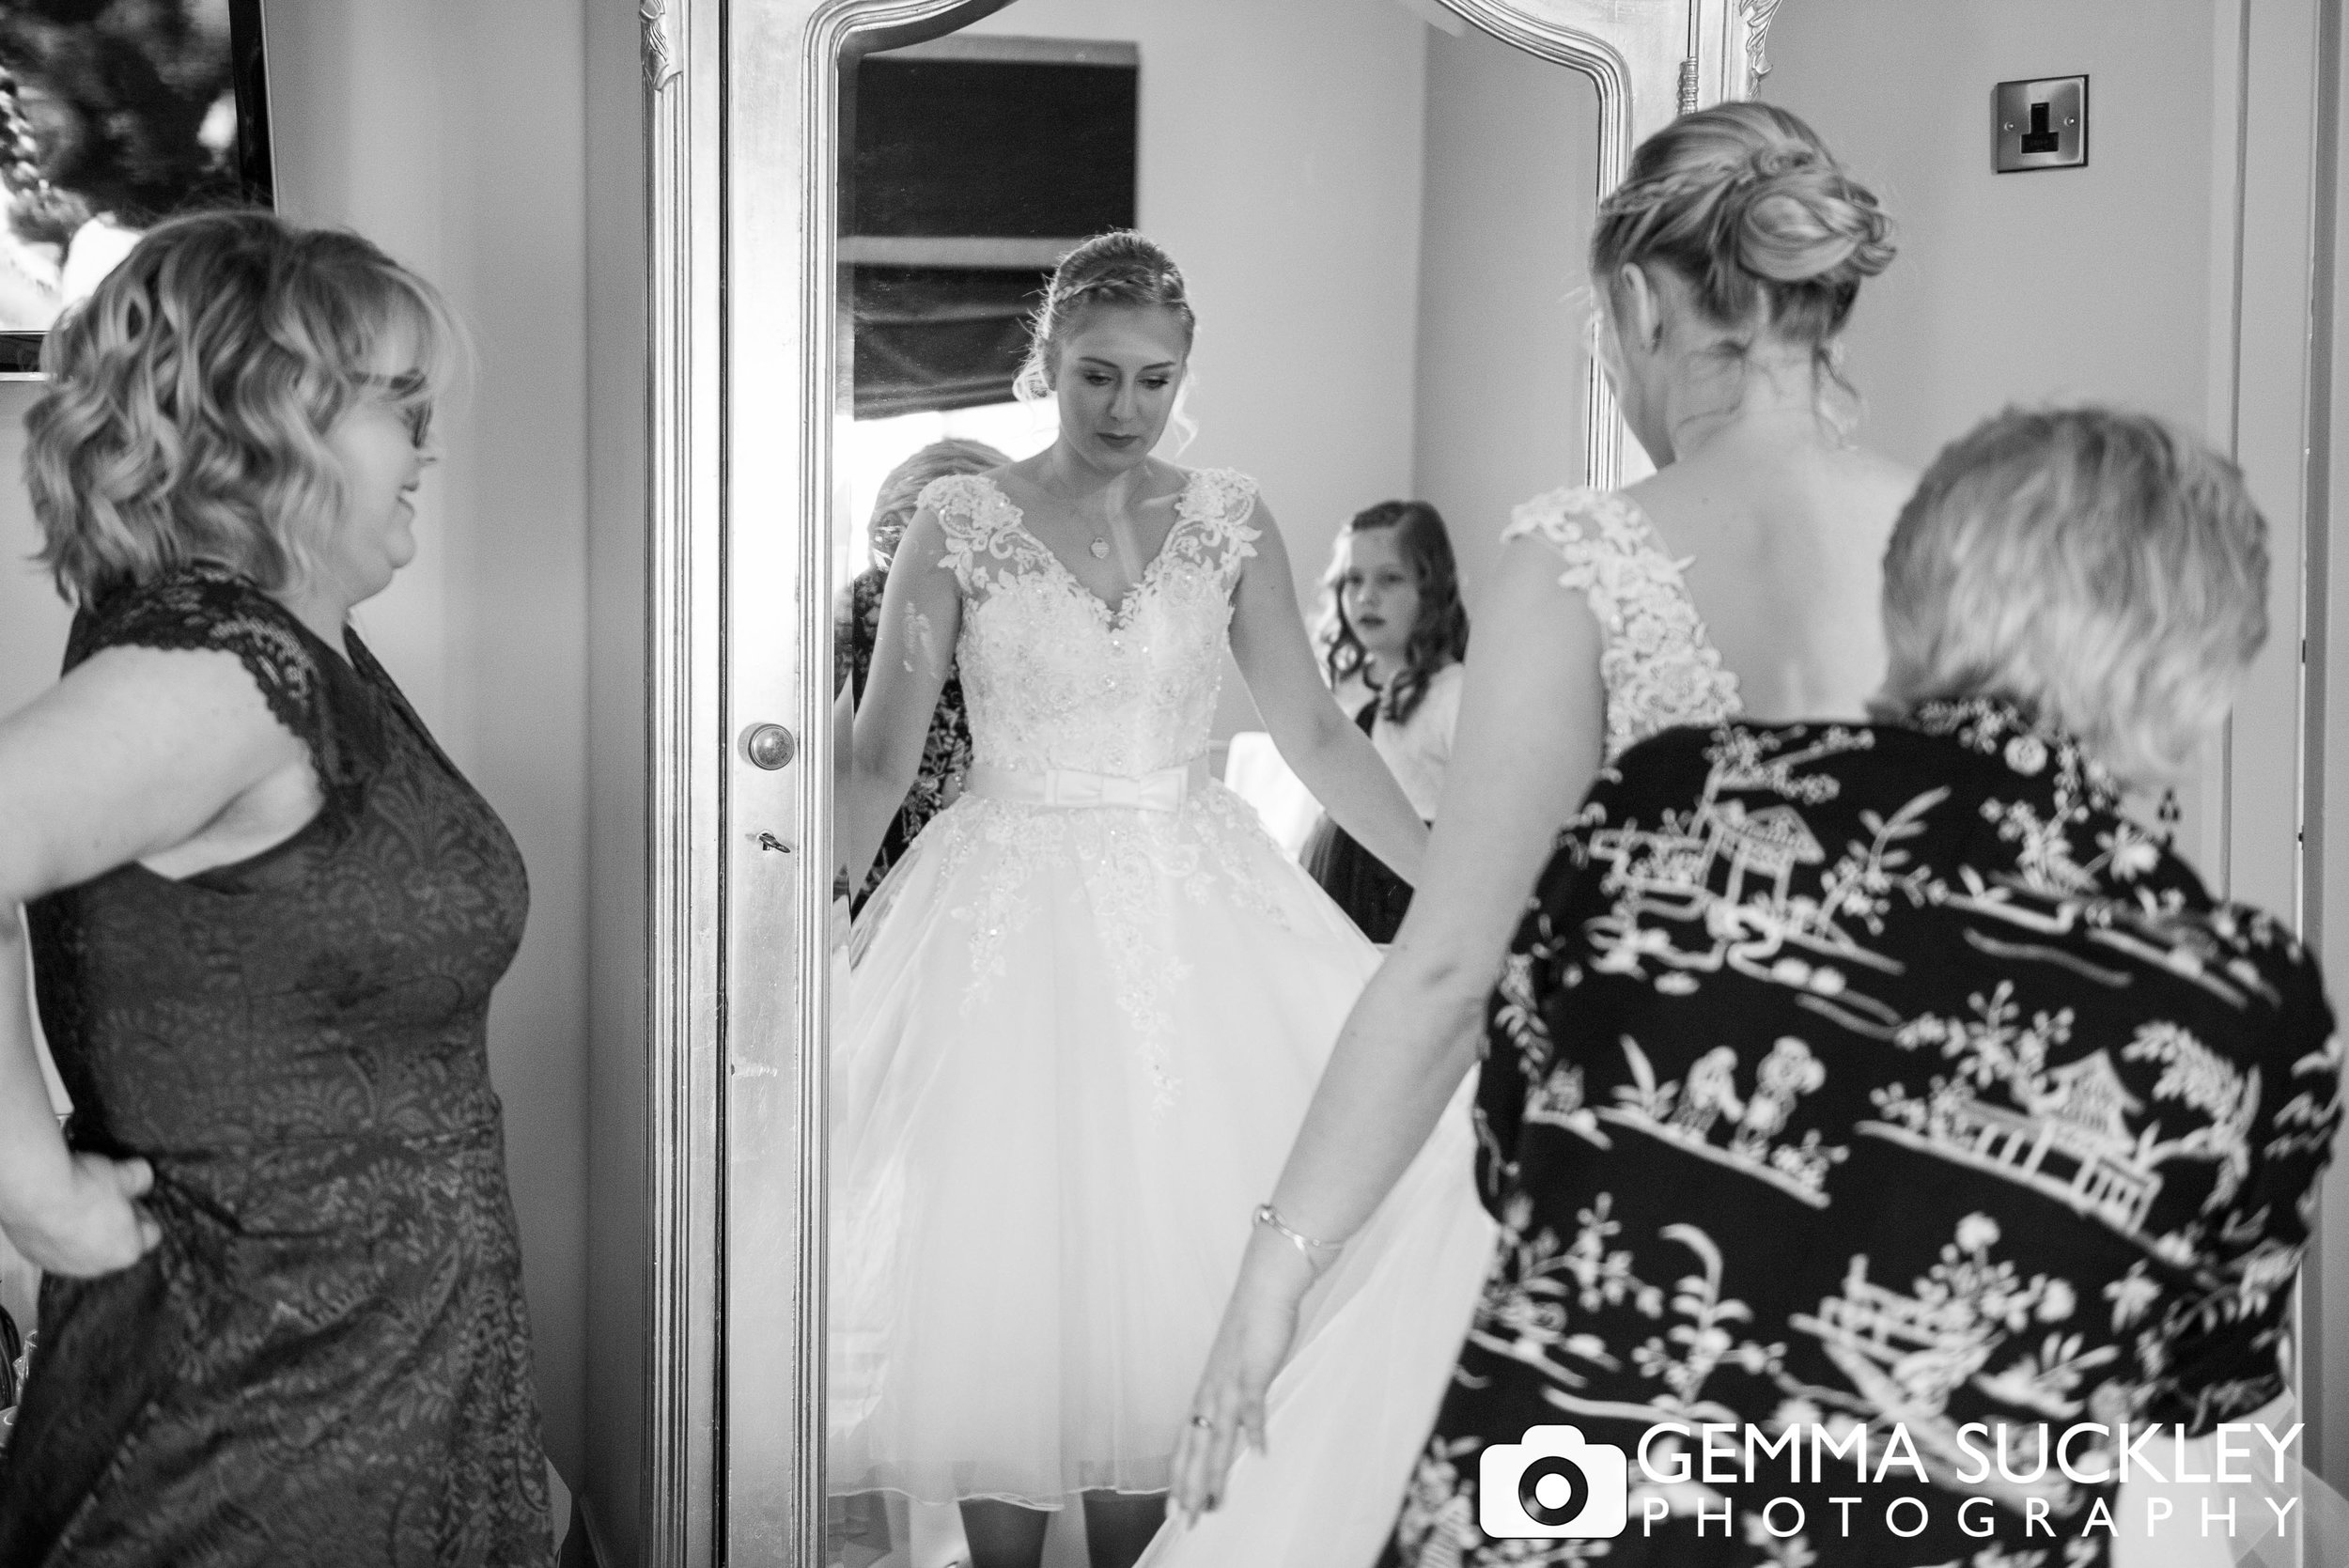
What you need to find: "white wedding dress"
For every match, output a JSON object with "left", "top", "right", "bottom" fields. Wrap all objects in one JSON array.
[
  {"left": 829, "top": 468, "right": 1493, "bottom": 1513},
  {"left": 1136, "top": 485, "right": 1745, "bottom": 1567}
]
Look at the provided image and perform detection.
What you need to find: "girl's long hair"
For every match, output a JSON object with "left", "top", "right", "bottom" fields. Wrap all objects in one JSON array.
[{"left": 1318, "top": 500, "right": 1469, "bottom": 725}]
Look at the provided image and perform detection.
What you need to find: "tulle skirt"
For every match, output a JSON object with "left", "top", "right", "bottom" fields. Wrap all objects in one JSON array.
[
  {"left": 828, "top": 782, "right": 1396, "bottom": 1507},
  {"left": 1134, "top": 1079, "right": 1494, "bottom": 1568}
]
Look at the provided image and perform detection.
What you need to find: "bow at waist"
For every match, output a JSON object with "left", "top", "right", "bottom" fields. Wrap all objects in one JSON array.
[{"left": 963, "top": 759, "right": 1208, "bottom": 812}]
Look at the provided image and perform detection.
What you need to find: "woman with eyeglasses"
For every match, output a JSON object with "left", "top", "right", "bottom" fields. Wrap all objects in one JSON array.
[{"left": 0, "top": 210, "right": 553, "bottom": 1566}]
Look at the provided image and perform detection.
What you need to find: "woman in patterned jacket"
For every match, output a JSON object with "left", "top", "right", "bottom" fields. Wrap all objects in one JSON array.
[
  {"left": 1367, "top": 405, "right": 2343, "bottom": 1564},
  {"left": 1337, "top": 399, "right": 2325, "bottom": 1568}
]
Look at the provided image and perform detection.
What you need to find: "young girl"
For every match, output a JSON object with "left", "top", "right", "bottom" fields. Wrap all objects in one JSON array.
[{"left": 1302, "top": 502, "right": 1469, "bottom": 942}]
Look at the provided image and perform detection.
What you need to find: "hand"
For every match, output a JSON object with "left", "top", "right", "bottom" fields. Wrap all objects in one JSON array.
[
  {"left": 1167, "top": 1231, "right": 1321, "bottom": 1523},
  {"left": 2, "top": 1152, "right": 162, "bottom": 1278}
]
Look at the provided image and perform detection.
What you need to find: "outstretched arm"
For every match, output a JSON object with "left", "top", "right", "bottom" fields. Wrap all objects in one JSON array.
[
  {"left": 1228, "top": 497, "right": 1427, "bottom": 884},
  {"left": 1170, "top": 532, "right": 1609, "bottom": 1514},
  {"left": 839, "top": 506, "right": 962, "bottom": 891}
]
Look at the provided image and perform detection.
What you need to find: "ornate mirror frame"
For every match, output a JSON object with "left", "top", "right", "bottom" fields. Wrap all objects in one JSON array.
[{"left": 635, "top": 1, "right": 1783, "bottom": 1560}]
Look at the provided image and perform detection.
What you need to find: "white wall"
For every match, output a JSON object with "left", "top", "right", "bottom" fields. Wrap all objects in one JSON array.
[
  {"left": 961, "top": 0, "right": 1430, "bottom": 739},
  {"left": 582, "top": 0, "right": 649, "bottom": 1557},
  {"left": 1412, "top": 23, "right": 1596, "bottom": 600},
  {"left": 0, "top": 0, "right": 599, "bottom": 1506},
  {"left": 1761, "top": 0, "right": 2219, "bottom": 466}
]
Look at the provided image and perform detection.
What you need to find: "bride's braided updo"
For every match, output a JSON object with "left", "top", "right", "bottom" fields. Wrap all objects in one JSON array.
[
  {"left": 1014, "top": 230, "right": 1196, "bottom": 402},
  {"left": 1593, "top": 101, "right": 1892, "bottom": 363}
]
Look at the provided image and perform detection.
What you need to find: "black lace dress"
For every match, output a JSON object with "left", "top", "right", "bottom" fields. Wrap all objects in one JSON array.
[
  {"left": 1387, "top": 703, "right": 2342, "bottom": 1567},
  {"left": 0, "top": 566, "right": 552, "bottom": 1566}
]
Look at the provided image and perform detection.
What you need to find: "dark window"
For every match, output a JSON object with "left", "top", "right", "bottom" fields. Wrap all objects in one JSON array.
[{"left": 843, "top": 37, "right": 1138, "bottom": 418}]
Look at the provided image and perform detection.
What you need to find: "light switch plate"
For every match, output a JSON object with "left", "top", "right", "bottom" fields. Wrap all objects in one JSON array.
[{"left": 1994, "top": 75, "right": 2088, "bottom": 173}]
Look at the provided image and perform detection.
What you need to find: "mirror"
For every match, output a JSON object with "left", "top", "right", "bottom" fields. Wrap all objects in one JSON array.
[
  {"left": 824, "top": 5, "right": 1595, "bottom": 1563},
  {"left": 671, "top": 0, "right": 2338, "bottom": 1559}
]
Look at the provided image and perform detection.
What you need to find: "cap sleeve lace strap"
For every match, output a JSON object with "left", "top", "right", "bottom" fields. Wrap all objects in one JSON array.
[
  {"left": 1501, "top": 485, "right": 1742, "bottom": 761},
  {"left": 922, "top": 473, "right": 1037, "bottom": 595},
  {"left": 1172, "top": 468, "right": 1262, "bottom": 587},
  {"left": 1501, "top": 486, "right": 1658, "bottom": 629},
  {"left": 65, "top": 564, "right": 370, "bottom": 796}
]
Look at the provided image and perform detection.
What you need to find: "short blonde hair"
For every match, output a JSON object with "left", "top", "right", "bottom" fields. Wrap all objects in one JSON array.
[
  {"left": 26, "top": 209, "right": 462, "bottom": 604},
  {"left": 1877, "top": 407, "right": 2268, "bottom": 784}
]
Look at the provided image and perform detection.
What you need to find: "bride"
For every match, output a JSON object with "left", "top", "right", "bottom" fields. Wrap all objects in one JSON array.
[
  {"left": 1155, "top": 101, "right": 1910, "bottom": 1565},
  {"left": 828, "top": 230, "right": 1431, "bottom": 1568}
]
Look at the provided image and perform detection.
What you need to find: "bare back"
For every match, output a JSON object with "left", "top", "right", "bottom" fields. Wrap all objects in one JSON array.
[{"left": 1623, "top": 434, "right": 1915, "bottom": 722}]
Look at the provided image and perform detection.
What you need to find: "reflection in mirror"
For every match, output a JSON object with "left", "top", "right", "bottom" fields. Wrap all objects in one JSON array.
[{"left": 827, "top": 7, "right": 1594, "bottom": 1566}]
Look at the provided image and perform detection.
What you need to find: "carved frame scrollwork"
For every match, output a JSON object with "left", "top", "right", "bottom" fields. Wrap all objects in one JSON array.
[
  {"left": 642, "top": 0, "right": 683, "bottom": 90},
  {"left": 635, "top": 3, "right": 1776, "bottom": 1561},
  {"left": 1741, "top": 0, "right": 1786, "bottom": 82}
]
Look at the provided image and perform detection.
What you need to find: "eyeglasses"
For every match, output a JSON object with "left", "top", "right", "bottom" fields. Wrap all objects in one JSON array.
[{"left": 354, "top": 370, "right": 434, "bottom": 447}]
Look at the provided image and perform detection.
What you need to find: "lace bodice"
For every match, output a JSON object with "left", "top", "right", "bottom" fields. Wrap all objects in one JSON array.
[
  {"left": 1503, "top": 486, "right": 1742, "bottom": 759},
  {"left": 926, "top": 469, "right": 1261, "bottom": 777}
]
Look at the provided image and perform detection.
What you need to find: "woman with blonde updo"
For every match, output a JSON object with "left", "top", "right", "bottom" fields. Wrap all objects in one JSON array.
[
  {"left": 1154, "top": 102, "right": 1913, "bottom": 1565},
  {"left": 0, "top": 210, "right": 552, "bottom": 1563},
  {"left": 828, "top": 231, "right": 1428, "bottom": 1568}
]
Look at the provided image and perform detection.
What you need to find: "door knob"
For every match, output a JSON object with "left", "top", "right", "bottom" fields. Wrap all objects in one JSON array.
[{"left": 741, "top": 722, "right": 798, "bottom": 770}]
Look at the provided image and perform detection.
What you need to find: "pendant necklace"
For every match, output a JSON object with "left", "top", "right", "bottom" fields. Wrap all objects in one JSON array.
[{"left": 1041, "top": 464, "right": 1114, "bottom": 559}]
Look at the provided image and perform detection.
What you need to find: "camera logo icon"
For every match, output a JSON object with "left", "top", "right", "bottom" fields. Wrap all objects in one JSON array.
[{"left": 1477, "top": 1424, "right": 1629, "bottom": 1539}]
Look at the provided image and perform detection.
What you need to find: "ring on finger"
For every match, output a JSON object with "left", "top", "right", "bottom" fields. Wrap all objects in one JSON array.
[{"left": 1188, "top": 1413, "right": 1214, "bottom": 1430}]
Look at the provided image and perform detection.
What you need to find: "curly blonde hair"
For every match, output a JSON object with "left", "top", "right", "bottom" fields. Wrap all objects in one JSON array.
[{"left": 26, "top": 209, "right": 462, "bottom": 604}]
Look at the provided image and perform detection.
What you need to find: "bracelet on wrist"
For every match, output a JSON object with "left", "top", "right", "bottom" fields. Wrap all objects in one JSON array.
[{"left": 1252, "top": 1202, "right": 1345, "bottom": 1259}]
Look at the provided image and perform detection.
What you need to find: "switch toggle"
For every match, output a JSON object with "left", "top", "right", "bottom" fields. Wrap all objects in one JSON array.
[
  {"left": 2021, "top": 101, "right": 2060, "bottom": 154},
  {"left": 1994, "top": 75, "right": 2087, "bottom": 173}
]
